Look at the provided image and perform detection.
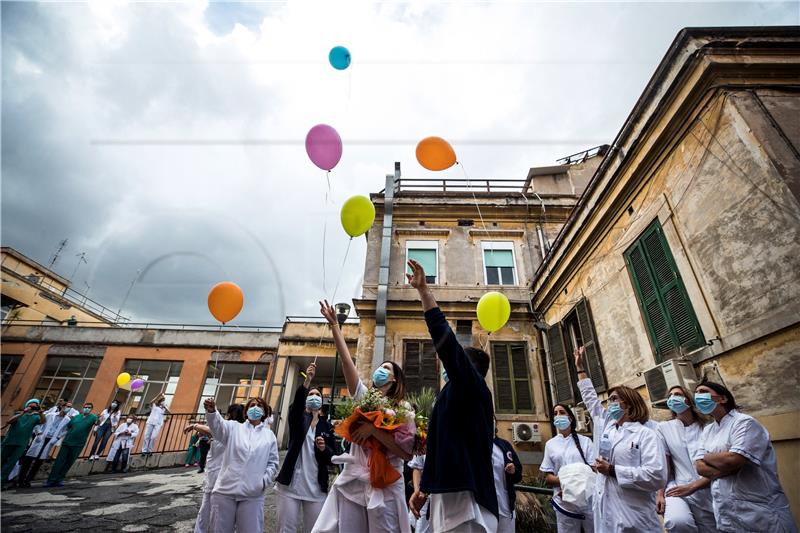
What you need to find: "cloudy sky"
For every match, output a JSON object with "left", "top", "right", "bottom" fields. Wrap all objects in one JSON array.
[{"left": 2, "top": 0, "right": 797, "bottom": 326}]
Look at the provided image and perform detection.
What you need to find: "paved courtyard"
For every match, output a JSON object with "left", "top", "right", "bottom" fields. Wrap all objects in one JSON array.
[{"left": 0, "top": 467, "right": 279, "bottom": 532}]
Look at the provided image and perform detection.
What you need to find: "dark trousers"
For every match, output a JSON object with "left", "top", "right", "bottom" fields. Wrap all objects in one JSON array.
[
  {"left": 89, "top": 423, "right": 113, "bottom": 457},
  {"left": 197, "top": 440, "right": 210, "bottom": 469},
  {"left": 1, "top": 444, "right": 25, "bottom": 483},
  {"left": 18, "top": 437, "right": 51, "bottom": 484},
  {"left": 111, "top": 447, "right": 130, "bottom": 473},
  {"left": 47, "top": 445, "right": 82, "bottom": 484}
]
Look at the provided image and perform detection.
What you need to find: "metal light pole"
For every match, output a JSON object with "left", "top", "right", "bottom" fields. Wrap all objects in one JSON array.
[{"left": 329, "top": 302, "right": 351, "bottom": 415}]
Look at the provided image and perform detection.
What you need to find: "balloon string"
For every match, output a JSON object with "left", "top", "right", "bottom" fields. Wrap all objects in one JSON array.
[
  {"left": 329, "top": 237, "right": 353, "bottom": 305},
  {"left": 458, "top": 162, "right": 494, "bottom": 255},
  {"left": 213, "top": 324, "right": 223, "bottom": 381},
  {"left": 322, "top": 217, "right": 328, "bottom": 297}
]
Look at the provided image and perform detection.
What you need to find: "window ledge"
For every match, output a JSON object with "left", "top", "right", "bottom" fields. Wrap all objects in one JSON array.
[
  {"left": 395, "top": 228, "right": 450, "bottom": 237},
  {"left": 468, "top": 229, "right": 525, "bottom": 238}
]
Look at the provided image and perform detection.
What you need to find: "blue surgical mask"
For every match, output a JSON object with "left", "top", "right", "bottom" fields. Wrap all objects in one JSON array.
[
  {"left": 667, "top": 395, "right": 689, "bottom": 414},
  {"left": 83, "top": 407, "right": 91, "bottom": 414},
  {"left": 247, "top": 406, "right": 264, "bottom": 421},
  {"left": 694, "top": 393, "right": 717, "bottom": 415},
  {"left": 373, "top": 367, "right": 391, "bottom": 388},
  {"left": 442, "top": 370, "right": 449, "bottom": 383},
  {"left": 607, "top": 402, "right": 624, "bottom": 421},
  {"left": 553, "top": 415, "right": 571, "bottom": 430},
  {"left": 306, "top": 395, "right": 322, "bottom": 410}
]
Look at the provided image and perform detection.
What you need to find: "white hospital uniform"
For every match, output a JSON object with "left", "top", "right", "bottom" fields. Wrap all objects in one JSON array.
[
  {"left": 26, "top": 412, "right": 71, "bottom": 459},
  {"left": 142, "top": 404, "right": 167, "bottom": 453},
  {"left": 311, "top": 380, "right": 414, "bottom": 533},
  {"left": 492, "top": 444, "right": 515, "bottom": 533},
  {"left": 277, "top": 425, "right": 327, "bottom": 533},
  {"left": 106, "top": 422, "right": 140, "bottom": 463},
  {"left": 45, "top": 406, "right": 78, "bottom": 449},
  {"left": 407, "top": 454, "right": 431, "bottom": 533},
  {"left": 540, "top": 431, "right": 596, "bottom": 532},
  {"left": 693, "top": 409, "right": 796, "bottom": 533},
  {"left": 206, "top": 410, "right": 279, "bottom": 533},
  {"left": 656, "top": 419, "right": 719, "bottom": 532},
  {"left": 194, "top": 438, "right": 224, "bottom": 533},
  {"left": 578, "top": 378, "right": 667, "bottom": 533}
]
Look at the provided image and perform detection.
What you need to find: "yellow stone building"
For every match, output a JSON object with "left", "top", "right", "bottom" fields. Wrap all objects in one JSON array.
[{"left": 531, "top": 27, "right": 800, "bottom": 515}]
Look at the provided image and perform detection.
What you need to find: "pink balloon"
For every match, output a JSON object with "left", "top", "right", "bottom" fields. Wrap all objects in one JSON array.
[
  {"left": 305, "top": 124, "right": 343, "bottom": 171},
  {"left": 131, "top": 378, "right": 145, "bottom": 391}
]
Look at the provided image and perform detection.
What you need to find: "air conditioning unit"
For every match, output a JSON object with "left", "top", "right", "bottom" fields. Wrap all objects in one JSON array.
[
  {"left": 644, "top": 359, "right": 699, "bottom": 407},
  {"left": 572, "top": 406, "right": 589, "bottom": 433},
  {"left": 512, "top": 422, "right": 541, "bottom": 444}
]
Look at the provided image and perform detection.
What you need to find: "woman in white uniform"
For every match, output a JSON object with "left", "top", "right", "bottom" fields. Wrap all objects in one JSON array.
[
  {"left": 106, "top": 415, "right": 140, "bottom": 473},
  {"left": 692, "top": 381, "right": 796, "bottom": 533},
  {"left": 574, "top": 346, "right": 667, "bottom": 533},
  {"left": 276, "top": 363, "right": 338, "bottom": 533},
  {"left": 204, "top": 396, "right": 279, "bottom": 533},
  {"left": 655, "top": 386, "right": 718, "bottom": 532},
  {"left": 187, "top": 403, "right": 244, "bottom": 533},
  {"left": 312, "top": 300, "right": 415, "bottom": 533},
  {"left": 540, "top": 403, "right": 595, "bottom": 532}
]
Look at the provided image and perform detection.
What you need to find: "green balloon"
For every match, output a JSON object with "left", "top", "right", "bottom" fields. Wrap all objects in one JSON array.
[{"left": 340, "top": 195, "right": 376, "bottom": 238}]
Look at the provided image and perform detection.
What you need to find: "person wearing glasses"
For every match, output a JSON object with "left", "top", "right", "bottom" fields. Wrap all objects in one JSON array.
[{"left": 575, "top": 347, "right": 667, "bottom": 532}]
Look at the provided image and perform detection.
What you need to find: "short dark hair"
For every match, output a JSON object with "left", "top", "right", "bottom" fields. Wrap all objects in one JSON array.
[
  {"left": 465, "top": 347, "right": 490, "bottom": 377},
  {"left": 696, "top": 380, "right": 737, "bottom": 411},
  {"left": 226, "top": 403, "right": 245, "bottom": 423}
]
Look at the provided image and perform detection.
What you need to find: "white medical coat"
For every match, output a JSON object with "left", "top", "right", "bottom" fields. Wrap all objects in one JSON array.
[
  {"left": 206, "top": 410, "right": 279, "bottom": 500},
  {"left": 657, "top": 419, "right": 714, "bottom": 514},
  {"left": 26, "top": 412, "right": 71, "bottom": 458},
  {"left": 693, "top": 409, "right": 796, "bottom": 532},
  {"left": 578, "top": 378, "right": 667, "bottom": 533}
]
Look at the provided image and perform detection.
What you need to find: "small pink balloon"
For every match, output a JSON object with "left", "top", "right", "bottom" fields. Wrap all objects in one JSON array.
[
  {"left": 131, "top": 378, "right": 145, "bottom": 391},
  {"left": 305, "top": 124, "right": 343, "bottom": 171}
]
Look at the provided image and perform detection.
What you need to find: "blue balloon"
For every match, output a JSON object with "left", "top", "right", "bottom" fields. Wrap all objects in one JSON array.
[{"left": 329, "top": 46, "right": 351, "bottom": 70}]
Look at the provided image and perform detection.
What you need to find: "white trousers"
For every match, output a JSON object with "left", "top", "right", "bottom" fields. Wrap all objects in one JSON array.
[
  {"left": 555, "top": 509, "right": 595, "bottom": 533},
  {"left": 142, "top": 423, "right": 162, "bottom": 453},
  {"left": 194, "top": 491, "right": 212, "bottom": 533},
  {"left": 329, "top": 492, "right": 400, "bottom": 533},
  {"left": 664, "top": 496, "right": 719, "bottom": 533},
  {"left": 497, "top": 515, "right": 515, "bottom": 533},
  {"left": 210, "top": 493, "right": 264, "bottom": 533},
  {"left": 276, "top": 492, "right": 325, "bottom": 533}
]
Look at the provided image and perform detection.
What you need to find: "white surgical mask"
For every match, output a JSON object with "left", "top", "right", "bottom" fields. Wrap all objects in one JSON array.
[{"left": 126, "top": 418, "right": 133, "bottom": 424}]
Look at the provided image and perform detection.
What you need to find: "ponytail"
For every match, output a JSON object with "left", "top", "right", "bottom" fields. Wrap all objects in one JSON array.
[
  {"left": 571, "top": 430, "right": 589, "bottom": 466},
  {"left": 554, "top": 402, "right": 590, "bottom": 466}
]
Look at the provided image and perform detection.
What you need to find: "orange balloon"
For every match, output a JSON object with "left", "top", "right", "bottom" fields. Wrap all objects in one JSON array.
[
  {"left": 416, "top": 136, "right": 457, "bottom": 171},
  {"left": 208, "top": 282, "right": 244, "bottom": 324}
]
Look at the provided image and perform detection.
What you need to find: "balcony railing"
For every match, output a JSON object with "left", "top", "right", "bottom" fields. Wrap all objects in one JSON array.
[{"left": 394, "top": 178, "right": 528, "bottom": 194}]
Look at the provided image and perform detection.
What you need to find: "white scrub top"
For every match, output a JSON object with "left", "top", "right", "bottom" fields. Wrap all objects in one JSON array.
[
  {"left": 146, "top": 404, "right": 167, "bottom": 426},
  {"left": 26, "top": 412, "right": 71, "bottom": 458},
  {"left": 491, "top": 444, "right": 513, "bottom": 519},
  {"left": 279, "top": 424, "right": 326, "bottom": 502},
  {"left": 113, "top": 422, "right": 140, "bottom": 449},
  {"left": 98, "top": 409, "right": 121, "bottom": 427},
  {"left": 540, "top": 431, "right": 595, "bottom": 511},
  {"left": 578, "top": 378, "right": 667, "bottom": 533},
  {"left": 657, "top": 419, "right": 714, "bottom": 513},
  {"left": 206, "top": 410, "right": 279, "bottom": 500},
  {"left": 694, "top": 409, "right": 796, "bottom": 532}
]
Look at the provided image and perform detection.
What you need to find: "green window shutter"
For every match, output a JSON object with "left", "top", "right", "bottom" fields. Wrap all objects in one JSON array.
[
  {"left": 492, "top": 342, "right": 533, "bottom": 413},
  {"left": 421, "top": 341, "right": 439, "bottom": 392},
  {"left": 510, "top": 344, "right": 533, "bottom": 411},
  {"left": 403, "top": 341, "right": 422, "bottom": 394},
  {"left": 546, "top": 325, "right": 575, "bottom": 405},
  {"left": 492, "top": 343, "right": 514, "bottom": 412},
  {"left": 625, "top": 221, "right": 704, "bottom": 362},
  {"left": 575, "top": 299, "right": 607, "bottom": 392},
  {"left": 407, "top": 249, "right": 437, "bottom": 281},
  {"left": 484, "top": 249, "right": 514, "bottom": 267}
]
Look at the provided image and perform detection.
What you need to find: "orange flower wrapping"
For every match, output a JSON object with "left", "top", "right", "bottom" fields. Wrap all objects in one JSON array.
[{"left": 335, "top": 407, "right": 406, "bottom": 489}]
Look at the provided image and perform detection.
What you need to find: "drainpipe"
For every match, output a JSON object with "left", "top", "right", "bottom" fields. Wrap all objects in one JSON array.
[{"left": 372, "top": 163, "right": 399, "bottom": 369}]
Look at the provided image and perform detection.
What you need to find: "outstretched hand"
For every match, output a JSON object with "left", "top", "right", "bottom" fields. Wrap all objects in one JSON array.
[
  {"left": 405, "top": 259, "right": 427, "bottom": 290},
  {"left": 574, "top": 346, "right": 586, "bottom": 371},
  {"left": 319, "top": 300, "right": 337, "bottom": 326}
]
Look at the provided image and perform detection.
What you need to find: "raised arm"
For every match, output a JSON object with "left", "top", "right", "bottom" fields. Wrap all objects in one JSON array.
[
  {"left": 204, "top": 399, "right": 231, "bottom": 445},
  {"left": 575, "top": 347, "right": 605, "bottom": 420},
  {"left": 320, "top": 300, "right": 360, "bottom": 396},
  {"left": 407, "top": 259, "right": 437, "bottom": 311}
]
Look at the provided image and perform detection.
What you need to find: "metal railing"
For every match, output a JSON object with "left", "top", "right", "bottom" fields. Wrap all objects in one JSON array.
[
  {"left": 395, "top": 178, "right": 528, "bottom": 194},
  {"left": 1, "top": 318, "right": 284, "bottom": 333}
]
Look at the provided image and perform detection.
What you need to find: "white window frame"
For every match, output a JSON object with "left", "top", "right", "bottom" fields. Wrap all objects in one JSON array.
[
  {"left": 405, "top": 240, "right": 439, "bottom": 285},
  {"left": 481, "top": 241, "right": 518, "bottom": 286}
]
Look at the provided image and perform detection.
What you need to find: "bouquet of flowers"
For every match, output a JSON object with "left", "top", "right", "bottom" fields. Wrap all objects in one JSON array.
[
  {"left": 412, "top": 412, "right": 428, "bottom": 455},
  {"left": 335, "top": 388, "right": 415, "bottom": 488}
]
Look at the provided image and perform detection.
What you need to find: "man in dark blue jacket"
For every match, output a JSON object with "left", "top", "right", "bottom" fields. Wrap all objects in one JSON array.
[{"left": 407, "top": 259, "right": 499, "bottom": 532}]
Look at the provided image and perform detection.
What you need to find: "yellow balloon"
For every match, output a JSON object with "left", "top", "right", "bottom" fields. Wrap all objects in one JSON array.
[
  {"left": 340, "top": 195, "right": 376, "bottom": 238},
  {"left": 476, "top": 291, "right": 511, "bottom": 333},
  {"left": 116, "top": 372, "right": 131, "bottom": 387}
]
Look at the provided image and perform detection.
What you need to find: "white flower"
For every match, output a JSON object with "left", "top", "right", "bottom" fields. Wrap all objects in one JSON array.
[{"left": 385, "top": 408, "right": 396, "bottom": 418}]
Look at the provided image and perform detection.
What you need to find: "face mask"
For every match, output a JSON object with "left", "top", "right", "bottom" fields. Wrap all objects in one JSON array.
[
  {"left": 553, "top": 415, "right": 571, "bottom": 430},
  {"left": 373, "top": 367, "right": 391, "bottom": 388},
  {"left": 694, "top": 393, "right": 717, "bottom": 415},
  {"left": 306, "top": 395, "right": 322, "bottom": 410},
  {"left": 126, "top": 418, "right": 133, "bottom": 424},
  {"left": 111, "top": 402, "right": 118, "bottom": 408},
  {"left": 442, "top": 370, "right": 449, "bottom": 383},
  {"left": 247, "top": 406, "right": 264, "bottom": 421},
  {"left": 667, "top": 395, "right": 690, "bottom": 414},
  {"left": 607, "top": 402, "right": 624, "bottom": 421},
  {"left": 83, "top": 407, "right": 91, "bottom": 414}
]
